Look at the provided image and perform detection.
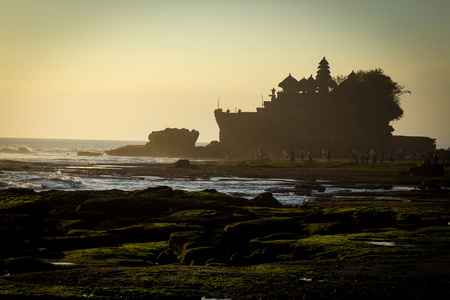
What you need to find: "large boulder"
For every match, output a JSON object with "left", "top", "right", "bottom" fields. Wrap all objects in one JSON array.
[
  {"left": 251, "top": 192, "right": 282, "bottom": 208},
  {"left": 220, "top": 217, "right": 302, "bottom": 251},
  {"left": 169, "top": 231, "right": 226, "bottom": 265},
  {"left": 5, "top": 257, "right": 53, "bottom": 274},
  {"left": 304, "top": 222, "right": 361, "bottom": 235},
  {"left": 193, "top": 140, "right": 229, "bottom": 158},
  {"left": 173, "top": 159, "right": 196, "bottom": 169},
  {"left": 410, "top": 165, "right": 444, "bottom": 177},
  {"left": 147, "top": 128, "right": 199, "bottom": 156}
]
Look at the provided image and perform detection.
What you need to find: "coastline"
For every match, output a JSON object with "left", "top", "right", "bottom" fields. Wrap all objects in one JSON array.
[{"left": 1, "top": 159, "right": 449, "bottom": 299}]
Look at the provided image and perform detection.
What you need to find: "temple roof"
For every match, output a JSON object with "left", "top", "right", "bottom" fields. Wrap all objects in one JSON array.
[
  {"left": 278, "top": 73, "right": 299, "bottom": 88},
  {"left": 319, "top": 56, "right": 329, "bottom": 66},
  {"left": 298, "top": 77, "right": 308, "bottom": 90}
]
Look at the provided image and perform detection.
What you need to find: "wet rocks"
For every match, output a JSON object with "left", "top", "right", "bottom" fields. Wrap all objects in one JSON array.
[
  {"left": 250, "top": 192, "right": 282, "bottom": 208},
  {"left": 77, "top": 151, "right": 102, "bottom": 156},
  {"left": 417, "top": 181, "right": 441, "bottom": 191},
  {"left": 5, "top": 257, "right": 53, "bottom": 274},
  {"left": 221, "top": 217, "right": 302, "bottom": 251},
  {"left": 173, "top": 159, "right": 197, "bottom": 169},
  {"left": 294, "top": 181, "right": 326, "bottom": 193},
  {"left": 169, "top": 231, "right": 226, "bottom": 265},
  {"left": 304, "top": 222, "right": 361, "bottom": 235},
  {"left": 410, "top": 165, "right": 444, "bottom": 176}
]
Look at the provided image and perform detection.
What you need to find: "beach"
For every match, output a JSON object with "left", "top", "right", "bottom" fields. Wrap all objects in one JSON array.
[{"left": 1, "top": 156, "right": 450, "bottom": 299}]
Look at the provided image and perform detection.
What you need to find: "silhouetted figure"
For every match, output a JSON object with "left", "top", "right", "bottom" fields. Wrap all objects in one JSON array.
[
  {"left": 327, "top": 148, "right": 331, "bottom": 162},
  {"left": 307, "top": 149, "right": 313, "bottom": 161},
  {"left": 300, "top": 149, "right": 304, "bottom": 161},
  {"left": 389, "top": 152, "right": 394, "bottom": 165},
  {"left": 290, "top": 150, "right": 295, "bottom": 162}
]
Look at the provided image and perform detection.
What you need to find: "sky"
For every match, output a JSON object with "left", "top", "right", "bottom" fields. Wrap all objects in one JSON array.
[{"left": 1, "top": 0, "right": 449, "bottom": 148}]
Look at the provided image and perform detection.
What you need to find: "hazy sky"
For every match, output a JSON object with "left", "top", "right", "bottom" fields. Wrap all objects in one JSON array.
[{"left": 1, "top": 0, "right": 449, "bottom": 148}]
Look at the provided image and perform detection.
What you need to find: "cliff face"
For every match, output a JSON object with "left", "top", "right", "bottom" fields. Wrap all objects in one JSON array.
[{"left": 146, "top": 128, "right": 199, "bottom": 156}]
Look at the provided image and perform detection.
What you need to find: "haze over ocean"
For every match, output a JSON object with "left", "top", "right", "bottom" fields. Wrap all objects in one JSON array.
[{"left": 1, "top": 1, "right": 449, "bottom": 148}]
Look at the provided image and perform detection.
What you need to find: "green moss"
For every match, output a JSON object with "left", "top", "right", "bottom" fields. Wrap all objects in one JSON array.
[{"left": 59, "top": 241, "right": 169, "bottom": 265}]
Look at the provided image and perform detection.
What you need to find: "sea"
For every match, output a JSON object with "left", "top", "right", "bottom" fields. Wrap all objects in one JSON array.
[{"left": 0, "top": 138, "right": 415, "bottom": 205}]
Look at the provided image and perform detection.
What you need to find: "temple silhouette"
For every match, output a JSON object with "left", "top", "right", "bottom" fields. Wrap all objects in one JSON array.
[{"left": 215, "top": 57, "right": 435, "bottom": 158}]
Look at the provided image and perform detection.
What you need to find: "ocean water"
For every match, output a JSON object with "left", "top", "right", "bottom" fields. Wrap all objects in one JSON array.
[{"left": 0, "top": 138, "right": 416, "bottom": 205}]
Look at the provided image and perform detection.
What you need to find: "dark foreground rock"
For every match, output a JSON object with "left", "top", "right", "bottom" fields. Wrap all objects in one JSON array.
[
  {"left": 0, "top": 187, "right": 450, "bottom": 299},
  {"left": 410, "top": 164, "right": 444, "bottom": 176}
]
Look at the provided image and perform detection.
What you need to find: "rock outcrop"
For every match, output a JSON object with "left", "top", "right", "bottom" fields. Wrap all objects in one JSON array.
[
  {"left": 147, "top": 128, "right": 199, "bottom": 156},
  {"left": 106, "top": 128, "right": 229, "bottom": 158}
]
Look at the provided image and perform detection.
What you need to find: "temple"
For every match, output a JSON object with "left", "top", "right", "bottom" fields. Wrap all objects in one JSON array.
[{"left": 215, "top": 57, "right": 435, "bottom": 158}]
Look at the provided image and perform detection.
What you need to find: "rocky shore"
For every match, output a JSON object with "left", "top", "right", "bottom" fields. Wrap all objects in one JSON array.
[{"left": 0, "top": 159, "right": 449, "bottom": 299}]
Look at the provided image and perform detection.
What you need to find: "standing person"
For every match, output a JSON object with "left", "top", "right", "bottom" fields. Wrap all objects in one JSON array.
[
  {"left": 300, "top": 149, "right": 304, "bottom": 161},
  {"left": 388, "top": 152, "right": 394, "bottom": 165},
  {"left": 327, "top": 148, "right": 331, "bottom": 162},
  {"left": 290, "top": 150, "right": 295, "bottom": 162}
]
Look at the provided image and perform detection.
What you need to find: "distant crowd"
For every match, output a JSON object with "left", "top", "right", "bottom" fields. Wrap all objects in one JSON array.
[
  {"left": 224, "top": 147, "right": 450, "bottom": 165},
  {"left": 350, "top": 149, "right": 393, "bottom": 165}
]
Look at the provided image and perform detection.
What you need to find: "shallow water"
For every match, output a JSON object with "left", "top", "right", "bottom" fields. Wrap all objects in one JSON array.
[
  {"left": 0, "top": 168, "right": 419, "bottom": 205},
  {"left": 0, "top": 138, "right": 422, "bottom": 205}
]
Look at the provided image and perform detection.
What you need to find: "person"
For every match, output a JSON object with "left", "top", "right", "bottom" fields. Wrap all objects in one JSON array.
[
  {"left": 300, "top": 149, "right": 304, "bottom": 161},
  {"left": 290, "top": 150, "right": 295, "bottom": 162},
  {"left": 307, "top": 149, "right": 313, "bottom": 161},
  {"left": 380, "top": 151, "right": 385, "bottom": 164},
  {"left": 327, "top": 148, "right": 331, "bottom": 162},
  {"left": 388, "top": 152, "right": 394, "bottom": 165},
  {"left": 350, "top": 150, "right": 356, "bottom": 163}
]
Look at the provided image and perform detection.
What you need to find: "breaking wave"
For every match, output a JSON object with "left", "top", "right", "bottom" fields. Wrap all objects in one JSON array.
[
  {"left": 0, "top": 171, "right": 84, "bottom": 190},
  {"left": 0, "top": 147, "right": 35, "bottom": 154}
]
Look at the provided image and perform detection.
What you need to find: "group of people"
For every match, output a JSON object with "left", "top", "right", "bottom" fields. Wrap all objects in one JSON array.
[
  {"left": 249, "top": 148, "right": 274, "bottom": 159},
  {"left": 350, "top": 149, "right": 393, "bottom": 165},
  {"left": 422, "top": 150, "right": 449, "bottom": 165},
  {"left": 283, "top": 148, "right": 318, "bottom": 162}
]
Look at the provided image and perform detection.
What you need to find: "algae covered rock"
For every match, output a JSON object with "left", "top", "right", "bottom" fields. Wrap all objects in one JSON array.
[
  {"left": 304, "top": 222, "right": 361, "bottom": 235},
  {"left": 169, "top": 231, "right": 226, "bottom": 265},
  {"left": 5, "top": 257, "right": 53, "bottom": 274},
  {"left": 251, "top": 192, "right": 282, "bottom": 208},
  {"left": 221, "top": 217, "right": 301, "bottom": 251},
  {"left": 173, "top": 159, "right": 196, "bottom": 169}
]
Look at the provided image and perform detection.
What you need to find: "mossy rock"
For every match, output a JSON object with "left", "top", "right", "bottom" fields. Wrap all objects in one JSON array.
[
  {"left": 304, "top": 222, "right": 361, "bottom": 235},
  {"left": 156, "top": 250, "right": 178, "bottom": 265},
  {"left": 133, "top": 186, "right": 174, "bottom": 198},
  {"left": 256, "top": 233, "right": 302, "bottom": 241},
  {"left": 250, "top": 192, "right": 282, "bottom": 208},
  {"left": 112, "top": 223, "right": 203, "bottom": 244},
  {"left": 398, "top": 214, "right": 423, "bottom": 226},
  {"left": 205, "top": 258, "right": 227, "bottom": 267},
  {"left": 179, "top": 246, "right": 227, "bottom": 265},
  {"left": 229, "top": 252, "right": 250, "bottom": 266},
  {"left": 77, "top": 197, "right": 167, "bottom": 217},
  {"left": 169, "top": 231, "right": 222, "bottom": 255},
  {"left": 5, "top": 257, "right": 53, "bottom": 274},
  {"left": 290, "top": 248, "right": 310, "bottom": 261},
  {"left": 221, "top": 217, "right": 302, "bottom": 249},
  {"left": 249, "top": 248, "right": 276, "bottom": 264},
  {"left": 353, "top": 211, "right": 397, "bottom": 228}
]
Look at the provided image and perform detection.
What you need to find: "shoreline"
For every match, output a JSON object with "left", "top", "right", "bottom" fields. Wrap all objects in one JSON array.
[{"left": 0, "top": 159, "right": 449, "bottom": 299}]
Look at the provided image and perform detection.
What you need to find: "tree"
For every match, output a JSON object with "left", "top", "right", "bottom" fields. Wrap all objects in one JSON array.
[{"left": 356, "top": 69, "right": 408, "bottom": 123}]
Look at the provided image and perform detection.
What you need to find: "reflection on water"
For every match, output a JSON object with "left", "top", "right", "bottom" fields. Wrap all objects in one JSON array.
[{"left": 0, "top": 169, "right": 417, "bottom": 205}]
